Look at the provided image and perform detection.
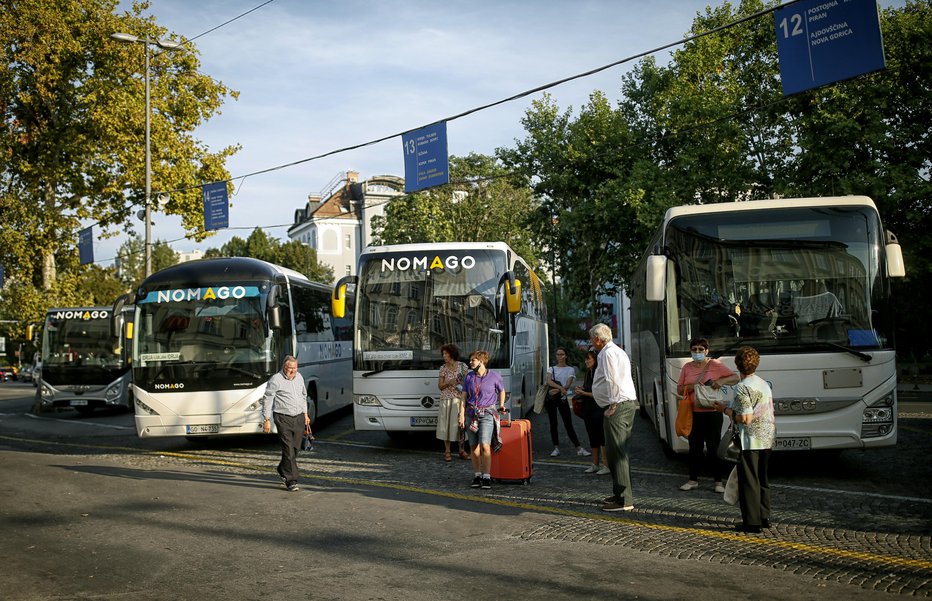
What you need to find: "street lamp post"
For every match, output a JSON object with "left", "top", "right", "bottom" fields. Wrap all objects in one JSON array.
[{"left": 110, "top": 32, "right": 182, "bottom": 277}]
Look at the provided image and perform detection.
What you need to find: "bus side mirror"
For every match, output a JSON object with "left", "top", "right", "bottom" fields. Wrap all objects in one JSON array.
[
  {"left": 885, "top": 230, "right": 905, "bottom": 278},
  {"left": 646, "top": 255, "right": 667, "bottom": 302},
  {"left": 111, "top": 294, "right": 128, "bottom": 340},
  {"left": 26, "top": 325, "right": 35, "bottom": 341},
  {"left": 506, "top": 279, "right": 522, "bottom": 314},
  {"left": 267, "top": 285, "right": 281, "bottom": 330},
  {"left": 499, "top": 271, "right": 521, "bottom": 314},
  {"left": 332, "top": 275, "right": 357, "bottom": 318}
]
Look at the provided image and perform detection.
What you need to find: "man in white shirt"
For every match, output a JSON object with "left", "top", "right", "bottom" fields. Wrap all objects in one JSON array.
[{"left": 589, "top": 323, "right": 637, "bottom": 512}]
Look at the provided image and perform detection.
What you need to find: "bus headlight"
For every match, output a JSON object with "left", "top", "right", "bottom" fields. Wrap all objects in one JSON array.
[
  {"left": 135, "top": 398, "right": 159, "bottom": 416},
  {"left": 40, "top": 383, "right": 53, "bottom": 400},
  {"left": 861, "top": 395, "right": 894, "bottom": 438},
  {"left": 105, "top": 383, "right": 121, "bottom": 401},
  {"left": 354, "top": 394, "right": 382, "bottom": 406}
]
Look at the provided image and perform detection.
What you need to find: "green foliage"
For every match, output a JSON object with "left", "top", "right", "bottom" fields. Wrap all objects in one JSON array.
[
  {"left": 204, "top": 229, "right": 334, "bottom": 285},
  {"left": 0, "top": 0, "right": 238, "bottom": 293},
  {"left": 371, "top": 153, "right": 541, "bottom": 271}
]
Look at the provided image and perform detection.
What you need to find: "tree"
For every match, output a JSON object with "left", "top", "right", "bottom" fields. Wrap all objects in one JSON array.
[
  {"left": 114, "top": 235, "right": 177, "bottom": 289},
  {"left": 0, "top": 0, "right": 239, "bottom": 297},
  {"left": 203, "top": 228, "right": 334, "bottom": 284},
  {"left": 371, "top": 153, "right": 541, "bottom": 269},
  {"left": 76, "top": 265, "right": 125, "bottom": 305}
]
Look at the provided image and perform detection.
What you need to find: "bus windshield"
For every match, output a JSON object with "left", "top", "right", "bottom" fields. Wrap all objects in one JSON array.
[
  {"left": 355, "top": 250, "right": 510, "bottom": 371},
  {"left": 42, "top": 311, "right": 125, "bottom": 386},
  {"left": 664, "top": 206, "right": 889, "bottom": 355},
  {"left": 133, "top": 284, "right": 278, "bottom": 392}
]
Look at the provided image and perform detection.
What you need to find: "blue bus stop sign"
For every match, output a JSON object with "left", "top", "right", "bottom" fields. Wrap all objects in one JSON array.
[
  {"left": 78, "top": 226, "right": 94, "bottom": 265},
  {"left": 402, "top": 122, "right": 449, "bottom": 194},
  {"left": 775, "top": 0, "right": 886, "bottom": 96},
  {"left": 202, "top": 181, "right": 230, "bottom": 231}
]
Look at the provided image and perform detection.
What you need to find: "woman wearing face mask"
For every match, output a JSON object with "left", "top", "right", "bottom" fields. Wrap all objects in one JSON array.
[{"left": 676, "top": 337, "right": 739, "bottom": 493}]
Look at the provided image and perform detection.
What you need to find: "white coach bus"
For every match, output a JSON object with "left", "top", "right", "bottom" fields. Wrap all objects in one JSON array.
[
  {"left": 331, "top": 242, "right": 548, "bottom": 435},
  {"left": 113, "top": 257, "right": 352, "bottom": 438},
  {"left": 629, "top": 196, "right": 906, "bottom": 454}
]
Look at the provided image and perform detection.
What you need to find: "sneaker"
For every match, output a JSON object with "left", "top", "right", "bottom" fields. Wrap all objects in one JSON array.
[
  {"left": 596, "top": 466, "right": 611, "bottom": 476},
  {"left": 286, "top": 483, "right": 299, "bottom": 492},
  {"left": 602, "top": 502, "right": 635, "bottom": 512},
  {"left": 583, "top": 465, "right": 598, "bottom": 474},
  {"left": 550, "top": 448, "right": 561, "bottom": 457},
  {"left": 481, "top": 477, "right": 492, "bottom": 490},
  {"left": 603, "top": 495, "right": 618, "bottom": 504},
  {"left": 714, "top": 483, "right": 726, "bottom": 494},
  {"left": 471, "top": 476, "right": 482, "bottom": 488},
  {"left": 577, "top": 448, "right": 592, "bottom": 457},
  {"left": 277, "top": 469, "right": 287, "bottom": 489},
  {"left": 679, "top": 481, "right": 699, "bottom": 491}
]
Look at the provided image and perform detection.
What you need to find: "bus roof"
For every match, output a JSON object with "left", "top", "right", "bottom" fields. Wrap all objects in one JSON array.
[
  {"left": 359, "top": 241, "right": 516, "bottom": 257},
  {"left": 139, "top": 257, "right": 318, "bottom": 289},
  {"left": 664, "top": 196, "right": 878, "bottom": 221}
]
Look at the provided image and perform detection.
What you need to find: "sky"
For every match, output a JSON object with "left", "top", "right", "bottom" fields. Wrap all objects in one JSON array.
[{"left": 91, "top": 0, "right": 903, "bottom": 266}]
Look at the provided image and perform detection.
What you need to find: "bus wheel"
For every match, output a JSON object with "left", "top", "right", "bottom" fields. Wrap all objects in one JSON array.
[{"left": 307, "top": 384, "right": 318, "bottom": 426}]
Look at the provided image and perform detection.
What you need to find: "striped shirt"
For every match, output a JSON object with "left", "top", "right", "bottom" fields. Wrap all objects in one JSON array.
[{"left": 261, "top": 369, "right": 308, "bottom": 419}]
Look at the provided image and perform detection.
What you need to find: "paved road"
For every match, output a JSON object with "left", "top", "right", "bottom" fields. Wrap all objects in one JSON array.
[{"left": 0, "top": 382, "right": 929, "bottom": 600}]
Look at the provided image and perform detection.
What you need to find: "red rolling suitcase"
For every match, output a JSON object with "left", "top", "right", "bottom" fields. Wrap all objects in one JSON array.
[{"left": 490, "top": 412, "right": 533, "bottom": 484}]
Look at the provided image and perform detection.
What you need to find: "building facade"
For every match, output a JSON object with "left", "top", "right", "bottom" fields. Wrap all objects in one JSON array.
[{"left": 287, "top": 171, "right": 405, "bottom": 279}]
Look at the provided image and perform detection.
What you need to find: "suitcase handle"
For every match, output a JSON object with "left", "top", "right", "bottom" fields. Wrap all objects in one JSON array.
[{"left": 499, "top": 407, "right": 511, "bottom": 426}]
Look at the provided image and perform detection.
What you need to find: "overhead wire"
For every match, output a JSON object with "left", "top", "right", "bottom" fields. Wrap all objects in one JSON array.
[{"left": 84, "top": 0, "right": 812, "bottom": 266}]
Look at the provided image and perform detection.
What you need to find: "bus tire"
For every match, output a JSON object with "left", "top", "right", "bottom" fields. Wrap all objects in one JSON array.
[{"left": 306, "top": 383, "right": 318, "bottom": 426}]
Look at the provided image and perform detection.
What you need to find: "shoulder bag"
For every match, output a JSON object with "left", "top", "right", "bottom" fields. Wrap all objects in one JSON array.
[
  {"left": 693, "top": 362, "right": 725, "bottom": 409},
  {"left": 717, "top": 415, "right": 741, "bottom": 462}
]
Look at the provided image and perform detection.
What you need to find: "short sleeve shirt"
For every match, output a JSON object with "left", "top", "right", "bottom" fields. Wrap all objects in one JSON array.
[
  {"left": 463, "top": 369, "right": 504, "bottom": 419},
  {"left": 550, "top": 365, "right": 576, "bottom": 388},
  {"left": 731, "top": 373, "right": 776, "bottom": 450},
  {"left": 439, "top": 361, "right": 468, "bottom": 401},
  {"left": 678, "top": 359, "right": 736, "bottom": 412}
]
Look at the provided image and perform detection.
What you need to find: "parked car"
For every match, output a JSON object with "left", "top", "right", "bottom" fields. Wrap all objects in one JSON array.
[
  {"left": 0, "top": 364, "right": 17, "bottom": 382},
  {"left": 18, "top": 364, "right": 34, "bottom": 383}
]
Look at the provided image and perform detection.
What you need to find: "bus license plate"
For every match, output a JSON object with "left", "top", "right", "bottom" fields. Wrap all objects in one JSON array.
[
  {"left": 410, "top": 417, "right": 437, "bottom": 427},
  {"left": 186, "top": 424, "right": 219, "bottom": 435},
  {"left": 70, "top": 400, "right": 88, "bottom": 406},
  {"left": 775, "top": 437, "right": 811, "bottom": 450}
]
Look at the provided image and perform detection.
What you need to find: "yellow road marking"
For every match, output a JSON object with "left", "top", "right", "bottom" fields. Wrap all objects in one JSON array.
[{"left": 2, "top": 434, "right": 929, "bottom": 572}]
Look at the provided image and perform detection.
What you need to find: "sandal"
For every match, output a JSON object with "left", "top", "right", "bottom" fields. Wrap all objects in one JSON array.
[
  {"left": 444, "top": 452, "right": 453, "bottom": 462},
  {"left": 458, "top": 450, "right": 470, "bottom": 460}
]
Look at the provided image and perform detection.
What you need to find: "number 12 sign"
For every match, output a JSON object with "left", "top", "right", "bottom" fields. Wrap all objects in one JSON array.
[{"left": 775, "top": 0, "right": 886, "bottom": 96}]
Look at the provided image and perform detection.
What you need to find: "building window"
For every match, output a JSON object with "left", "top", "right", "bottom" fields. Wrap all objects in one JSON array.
[
  {"left": 345, "top": 265, "right": 352, "bottom": 276},
  {"left": 345, "top": 233, "right": 352, "bottom": 249}
]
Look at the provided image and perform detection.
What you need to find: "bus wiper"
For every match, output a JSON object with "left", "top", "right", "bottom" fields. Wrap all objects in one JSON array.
[
  {"left": 363, "top": 361, "right": 402, "bottom": 377},
  {"left": 821, "top": 342, "right": 872, "bottom": 363}
]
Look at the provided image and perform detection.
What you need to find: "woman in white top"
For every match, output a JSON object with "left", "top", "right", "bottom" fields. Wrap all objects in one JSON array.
[{"left": 546, "top": 347, "right": 589, "bottom": 457}]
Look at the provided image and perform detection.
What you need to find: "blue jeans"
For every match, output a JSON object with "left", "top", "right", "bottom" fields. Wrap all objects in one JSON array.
[{"left": 466, "top": 412, "right": 495, "bottom": 447}]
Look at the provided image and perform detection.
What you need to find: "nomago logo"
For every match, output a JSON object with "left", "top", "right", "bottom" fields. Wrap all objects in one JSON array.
[
  {"left": 380, "top": 255, "right": 476, "bottom": 271},
  {"left": 53, "top": 310, "right": 109, "bottom": 320},
  {"left": 154, "top": 383, "right": 185, "bottom": 390},
  {"left": 155, "top": 286, "right": 249, "bottom": 303}
]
